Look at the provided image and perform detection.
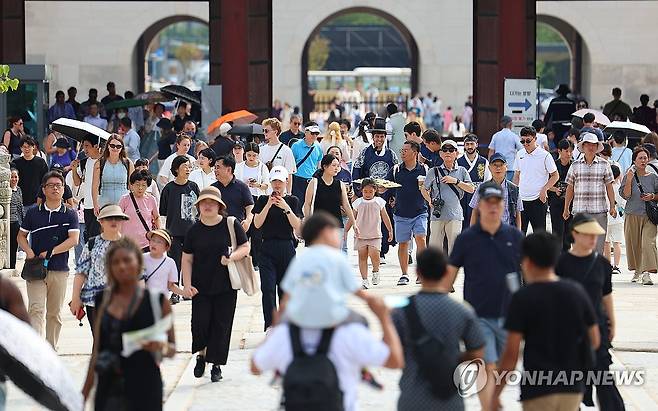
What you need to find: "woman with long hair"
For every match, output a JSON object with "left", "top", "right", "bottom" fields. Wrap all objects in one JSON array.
[
  {"left": 3, "top": 116, "right": 24, "bottom": 158},
  {"left": 303, "top": 154, "right": 357, "bottom": 251},
  {"left": 181, "top": 186, "right": 250, "bottom": 382},
  {"left": 82, "top": 237, "right": 176, "bottom": 410},
  {"left": 320, "top": 121, "right": 349, "bottom": 161},
  {"left": 92, "top": 134, "right": 134, "bottom": 215},
  {"left": 448, "top": 115, "right": 466, "bottom": 138}
]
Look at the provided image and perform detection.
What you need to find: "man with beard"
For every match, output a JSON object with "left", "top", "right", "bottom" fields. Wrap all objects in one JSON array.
[{"left": 457, "top": 134, "right": 490, "bottom": 229}]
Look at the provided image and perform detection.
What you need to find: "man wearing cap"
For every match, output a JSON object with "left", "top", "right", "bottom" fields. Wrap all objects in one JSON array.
[
  {"left": 513, "top": 126, "right": 559, "bottom": 234},
  {"left": 563, "top": 132, "right": 616, "bottom": 253},
  {"left": 210, "top": 122, "right": 236, "bottom": 157},
  {"left": 488, "top": 116, "right": 522, "bottom": 181},
  {"left": 448, "top": 180, "right": 524, "bottom": 411},
  {"left": 352, "top": 117, "right": 400, "bottom": 182},
  {"left": 252, "top": 166, "right": 302, "bottom": 330},
  {"left": 469, "top": 153, "right": 522, "bottom": 229},
  {"left": 457, "top": 134, "right": 490, "bottom": 229},
  {"left": 17, "top": 171, "right": 79, "bottom": 348},
  {"left": 290, "top": 122, "right": 323, "bottom": 203},
  {"left": 260, "top": 117, "right": 296, "bottom": 195},
  {"left": 422, "top": 139, "right": 474, "bottom": 257}
]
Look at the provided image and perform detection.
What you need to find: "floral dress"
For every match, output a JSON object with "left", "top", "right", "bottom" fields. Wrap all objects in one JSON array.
[{"left": 76, "top": 236, "right": 115, "bottom": 307}]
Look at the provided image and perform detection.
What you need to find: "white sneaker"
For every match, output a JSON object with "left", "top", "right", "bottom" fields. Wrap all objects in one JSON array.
[
  {"left": 380, "top": 256, "right": 386, "bottom": 265},
  {"left": 372, "top": 272, "right": 380, "bottom": 286},
  {"left": 642, "top": 273, "right": 654, "bottom": 286},
  {"left": 632, "top": 272, "right": 642, "bottom": 283},
  {"left": 362, "top": 278, "right": 370, "bottom": 289}
]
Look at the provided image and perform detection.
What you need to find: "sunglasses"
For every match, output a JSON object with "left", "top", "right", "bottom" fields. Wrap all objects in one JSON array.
[
  {"left": 577, "top": 104, "right": 587, "bottom": 109},
  {"left": 311, "top": 132, "right": 320, "bottom": 136},
  {"left": 441, "top": 147, "right": 457, "bottom": 153},
  {"left": 292, "top": 122, "right": 301, "bottom": 126},
  {"left": 520, "top": 139, "right": 533, "bottom": 145},
  {"left": 108, "top": 143, "right": 123, "bottom": 149}
]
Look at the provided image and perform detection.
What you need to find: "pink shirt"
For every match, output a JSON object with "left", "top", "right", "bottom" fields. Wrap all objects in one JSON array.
[
  {"left": 118, "top": 193, "right": 158, "bottom": 249},
  {"left": 352, "top": 197, "right": 386, "bottom": 240}
]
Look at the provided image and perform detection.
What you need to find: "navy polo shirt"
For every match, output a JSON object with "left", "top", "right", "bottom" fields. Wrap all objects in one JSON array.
[
  {"left": 20, "top": 203, "right": 79, "bottom": 271},
  {"left": 420, "top": 143, "right": 442, "bottom": 168},
  {"left": 450, "top": 222, "right": 524, "bottom": 318},
  {"left": 211, "top": 177, "right": 254, "bottom": 221},
  {"left": 386, "top": 162, "right": 428, "bottom": 218}
]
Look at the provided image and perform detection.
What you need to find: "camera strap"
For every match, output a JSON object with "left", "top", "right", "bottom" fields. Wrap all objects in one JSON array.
[{"left": 433, "top": 166, "right": 461, "bottom": 199}]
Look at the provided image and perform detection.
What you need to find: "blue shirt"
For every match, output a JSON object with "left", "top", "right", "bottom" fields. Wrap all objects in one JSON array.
[
  {"left": 489, "top": 128, "right": 522, "bottom": 165},
  {"left": 449, "top": 222, "right": 524, "bottom": 318},
  {"left": 20, "top": 203, "right": 79, "bottom": 271},
  {"left": 291, "top": 139, "right": 323, "bottom": 179},
  {"left": 336, "top": 167, "right": 352, "bottom": 185},
  {"left": 420, "top": 143, "right": 441, "bottom": 168},
  {"left": 47, "top": 103, "right": 76, "bottom": 124},
  {"left": 386, "top": 162, "right": 428, "bottom": 218},
  {"left": 611, "top": 146, "right": 632, "bottom": 174}
]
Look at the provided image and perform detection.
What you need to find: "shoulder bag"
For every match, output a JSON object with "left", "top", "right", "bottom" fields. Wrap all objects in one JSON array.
[
  {"left": 226, "top": 216, "right": 260, "bottom": 296},
  {"left": 295, "top": 145, "right": 316, "bottom": 169},
  {"left": 21, "top": 224, "right": 61, "bottom": 280},
  {"left": 129, "top": 192, "right": 152, "bottom": 238},
  {"left": 266, "top": 144, "right": 284, "bottom": 171},
  {"left": 633, "top": 173, "right": 658, "bottom": 225}
]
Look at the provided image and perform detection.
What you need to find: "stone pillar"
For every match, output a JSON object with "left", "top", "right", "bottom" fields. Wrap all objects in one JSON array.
[
  {"left": 0, "top": 154, "right": 12, "bottom": 268},
  {"left": 473, "top": 0, "right": 536, "bottom": 144}
]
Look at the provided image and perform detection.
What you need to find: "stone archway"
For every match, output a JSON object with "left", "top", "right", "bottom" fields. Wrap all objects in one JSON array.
[
  {"left": 537, "top": 14, "right": 585, "bottom": 96},
  {"left": 300, "top": 6, "right": 419, "bottom": 119},
  {"left": 135, "top": 15, "right": 209, "bottom": 93}
]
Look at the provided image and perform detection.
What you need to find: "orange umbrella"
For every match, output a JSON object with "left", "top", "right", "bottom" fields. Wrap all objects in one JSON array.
[{"left": 207, "top": 110, "right": 258, "bottom": 136}]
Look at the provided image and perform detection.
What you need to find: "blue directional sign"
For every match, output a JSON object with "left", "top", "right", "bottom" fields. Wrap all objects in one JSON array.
[
  {"left": 504, "top": 78, "right": 538, "bottom": 132},
  {"left": 508, "top": 98, "right": 532, "bottom": 111}
]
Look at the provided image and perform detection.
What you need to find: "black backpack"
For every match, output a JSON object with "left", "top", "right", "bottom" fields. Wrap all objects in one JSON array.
[
  {"left": 404, "top": 296, "right": 458, "bottom": 399},
  {"left": 283, "top": 325, "right": 343, "bottom": 411}
]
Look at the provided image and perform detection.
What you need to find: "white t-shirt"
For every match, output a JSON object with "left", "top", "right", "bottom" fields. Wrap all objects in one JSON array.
[
  {"left": 513, "top": 146, "right": 558, "bottom": 201},
  {"left": 259, "top": 143, "right": 297, "bottom": 174},
  {"left": 143, "top": 253, "right": 178, "bottom": 295},
  {"left": 235, "top": 162, "right": 269, "bottom": 196},
  {"left": 253, "top": 322, "right": 390, "bottom": 411},
  {"left": 80, "top": 157, "right": 97, "bottom": 210},
  {"left": 536, "top": 133, "right": 548, "bottom": 149},
  {"left": 158, "top": 153, "right": 196, "bottom": 184},
  {"left": 189, "top": 168, "right": 217, "bottom": 190}
]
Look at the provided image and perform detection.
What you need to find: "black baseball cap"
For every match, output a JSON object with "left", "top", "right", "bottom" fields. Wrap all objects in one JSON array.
[{"left": 478, "top": 181, "right": 504, "bottom": 200}]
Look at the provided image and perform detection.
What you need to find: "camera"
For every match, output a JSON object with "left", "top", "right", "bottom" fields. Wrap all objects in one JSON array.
[
  {"left": 555, "top": 181, "right": 568, "bottom": 198},
  {"left": 431, "top": 197, "right": 445, "bottom": 218}
]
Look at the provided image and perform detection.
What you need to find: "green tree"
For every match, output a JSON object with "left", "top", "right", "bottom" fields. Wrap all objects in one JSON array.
[
  {"left": 0, "top": 65, "right": 19, "bottom": 94},
  {"left": 174, "top": 43, "right": 203, "bottom": 80},
  {"left": 308, "top": 35, "right": 330, "bottom": 71}
]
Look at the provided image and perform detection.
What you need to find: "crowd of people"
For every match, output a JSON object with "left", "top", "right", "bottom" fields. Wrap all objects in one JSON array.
[{"left": 2, "top": 81, "right": 649, "bottom": 411}]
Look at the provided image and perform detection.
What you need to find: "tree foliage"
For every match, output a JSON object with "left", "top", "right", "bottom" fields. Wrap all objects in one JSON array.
[
  {"left": 308, "top": 35, "right": 330, "bottom": 71},
  {"left": 0, "top": 65, "right": 19, "bottom": 94},
  {"left": 174, "top": 43, "right": 203, "bottom": 79}
]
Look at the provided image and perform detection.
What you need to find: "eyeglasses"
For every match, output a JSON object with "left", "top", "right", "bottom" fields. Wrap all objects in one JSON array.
[
  {"left": 292, "top": 122, "right": 301, "bottom": 126},
  {"left": 441, "top": 147, "right": 457, "bottom": 153},
  {"left": 44, "top": 183, "right": 63, "bottom": 189},
  {"left": 132, "top": 183, "right": 148, "bottom": 188},
  {"left": 520, "top": 139, "right": 533, "bottom": 145},
  {"left": 108, "top": 143, "right": 123, "bottom": 149}
]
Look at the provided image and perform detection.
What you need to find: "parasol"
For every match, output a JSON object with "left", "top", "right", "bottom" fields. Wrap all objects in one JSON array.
[
  {"left": 207, "top": 110, "right": 257, "bottom": 137},
  {"left": 571, "top": 109, "right": 611, "bottom": 126},
  {"left": 160, "top": 85, "right": 201, "bottom": 105},
  {"left": 51, "top": 118, "right": 111, "bottom": 142},
  {"left": 604, "top": 121, "right": 651, "bottom": 139},
  {"left": 103, "top": 98, "right": 149, "bottom": 111}
]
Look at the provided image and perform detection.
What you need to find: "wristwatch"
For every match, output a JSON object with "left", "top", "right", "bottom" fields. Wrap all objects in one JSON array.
[{"left": 284, "top": 210, "right": 291, "bottom": 215}]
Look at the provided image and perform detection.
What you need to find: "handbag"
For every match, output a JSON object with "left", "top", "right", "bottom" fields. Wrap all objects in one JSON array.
[
  {"left": 633, "top": 173, "right": 658, "bottom": 225},
  {"left": 226, "top": 216, "right": 260, "bottom": 296},
  {"left": 21, "top": 257, "right": 48, "bottom": 281}
]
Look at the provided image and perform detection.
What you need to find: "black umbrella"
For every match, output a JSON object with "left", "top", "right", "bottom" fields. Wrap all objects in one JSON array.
[
  {"left": 160, "top": 85, "right": 201, "bottom": 105},
  {"left": 228, "top": 123, "right": 264, "bottom": 137},
  {"left": 0, "top": 310, "right": 82, "bottom": 411},
  {"left": 51, "top": 118, "right": 111, "bottom": 142}
]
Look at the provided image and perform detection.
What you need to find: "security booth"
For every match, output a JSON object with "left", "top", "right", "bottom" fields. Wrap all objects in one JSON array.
[{"left": 0, "top": 64, "right": 49, "bottom": 142}]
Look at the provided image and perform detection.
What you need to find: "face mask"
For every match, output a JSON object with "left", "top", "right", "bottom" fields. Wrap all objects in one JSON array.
[{"left": 117, "top": 113, "right": 126, "bottom": 119}]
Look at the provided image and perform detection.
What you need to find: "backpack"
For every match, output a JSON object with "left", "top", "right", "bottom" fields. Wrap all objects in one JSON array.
[
  {"left": 404, "top": 296, "right": 458, "bottom": 399},
  {"left": 282, "top": 325, "right": 343, "bottom": 411}
]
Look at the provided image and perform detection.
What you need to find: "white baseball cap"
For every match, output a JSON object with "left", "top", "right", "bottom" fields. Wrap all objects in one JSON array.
[
  {"left": 305, "top": 125, "right": 321, "bottom": 134},
  {"left": 270, "top": 166, "right": 289, "bottom": 182}
]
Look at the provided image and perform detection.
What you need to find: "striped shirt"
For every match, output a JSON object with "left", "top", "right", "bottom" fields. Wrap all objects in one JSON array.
[
  {"left": 565, "top": 156, "right": 614, "bottom": 214},
  {"left": 10, "top": 187, "right": 24, "bottom": 224}
]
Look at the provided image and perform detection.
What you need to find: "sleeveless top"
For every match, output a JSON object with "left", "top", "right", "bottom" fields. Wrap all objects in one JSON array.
[
  {"left": 314, "top": 177, "right": 344, "bottom": 227},
  {"left": 3, "top": 129, "right": 21, "bottom": 156},
  {"left": 99, "top": 160, "right": 129, "bottom": 206}
]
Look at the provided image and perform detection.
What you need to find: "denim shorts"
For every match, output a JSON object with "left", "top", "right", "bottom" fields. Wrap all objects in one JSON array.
[
  {"left": 478, "top": 317, "right": 507, "bottom": 364},
  {"left": 393, "top": 213, "right": 428, "bottom": 243}
]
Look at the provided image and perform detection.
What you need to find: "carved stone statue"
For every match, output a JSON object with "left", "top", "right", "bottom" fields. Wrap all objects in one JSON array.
[{"left": 0, "top": 153, "right": 12, "bottom": 268}]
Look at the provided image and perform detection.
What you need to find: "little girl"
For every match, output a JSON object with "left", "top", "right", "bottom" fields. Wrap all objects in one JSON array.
[{"left": 345, "top": 178, "right": 393, "bottom": 289}]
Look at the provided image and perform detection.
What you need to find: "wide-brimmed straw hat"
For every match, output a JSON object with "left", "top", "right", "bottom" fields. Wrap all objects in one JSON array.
[
  {"left": 97, "top": 204, "right": 129, "bottom": 221},
  {"left": 194, "top": 186, "right": 226, "bottom": 210},
  {"left": 146, "top": 229, "right": 172, "bottom": 247},
  {"left": 571, "top": 213, "right": 605, "bottom": 235}
]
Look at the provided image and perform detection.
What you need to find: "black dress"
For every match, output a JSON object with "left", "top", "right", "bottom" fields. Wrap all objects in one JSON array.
[
  {"left": 95, "top": 290, "right": 163, "bottom": 411},
  {"left": 183, "top": 217, "right": 248, "bottom": 364},
  {"left": 313, "top": 177, "right": 344, "bottom": 226}
]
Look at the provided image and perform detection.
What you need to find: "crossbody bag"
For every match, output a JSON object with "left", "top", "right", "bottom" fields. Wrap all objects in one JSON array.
[
  {"left": 295, "top": 145, "right": 315, "bottom": 169},
  {"left": 266, "top": 144, "right": 284, "bottom": 171},
  {"left": 129, "top": 193, "right": 152, "bottom": 237}
]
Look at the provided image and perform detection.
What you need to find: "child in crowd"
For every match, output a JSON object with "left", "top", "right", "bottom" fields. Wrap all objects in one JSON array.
[
  {"left": 9, "top": 167, "right": 23, "bottom": 270},
  {"left": 605, "top": 164, "right": 626, "bottom": 274},
  {"left": 345, "top": 178, "right": 393, "bottom": 289},
  {"left": 143, "top": 229, "right": 185, "bottom": 297}
]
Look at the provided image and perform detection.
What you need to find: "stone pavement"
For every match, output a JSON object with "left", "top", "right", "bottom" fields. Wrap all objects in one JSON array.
[{"left": 5, "top": 238, "right": 658, "bottom": 410}]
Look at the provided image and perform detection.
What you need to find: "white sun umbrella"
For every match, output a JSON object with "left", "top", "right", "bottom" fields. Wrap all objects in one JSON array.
[
  {"left": 572, "top": 109, "right": 611, "bottom": 126},
  {"left": 51, "top": 118, "right": 111, "bottom": 143},
  {"left": 604, "top": 121, "right": 651, "bottom": 139}
]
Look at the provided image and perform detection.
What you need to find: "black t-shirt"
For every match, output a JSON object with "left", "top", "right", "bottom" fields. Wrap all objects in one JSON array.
[
  {"left": 505, "top": 279, "right": 597, "bottom": 401},
  {"left": 555, "top": 252, "right": 612, "bottom": 321},
  {"left": 159, "top": 180, "right": 200, "bottom": 237},
  {"left": 211, "top": 178, "right": 254, "bottom": 221},
  {"left": 549, "top": 158, "right": 571, "bottom": 203},
  {"left": 173, "top": 114, "right": 192, "bottom": 132},
  {"left": 11, "top": 156, "right": 49, "bottom": 206},
  {"left": 210, "top": 136, "right": 234, "bottom": 157},
  {"left": 183, "top": 218, "right": 247, "bottom": 294},
  {"left": 157, "top": 131, "right": 177, "bottom": 160},
  {"left": 253, "top": 194, "right": 302, "bottom": 240}
]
